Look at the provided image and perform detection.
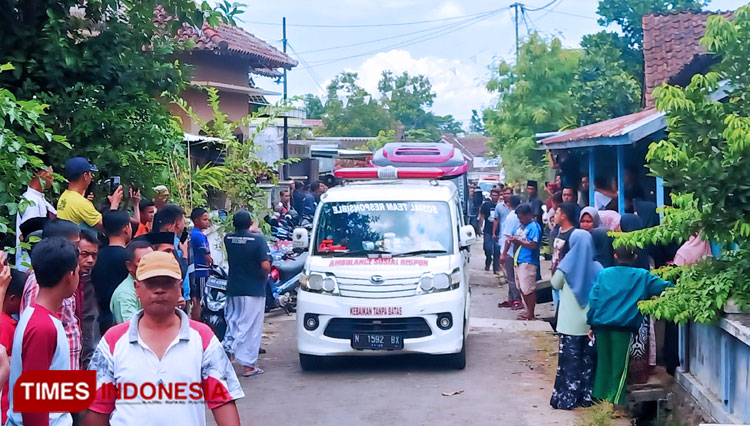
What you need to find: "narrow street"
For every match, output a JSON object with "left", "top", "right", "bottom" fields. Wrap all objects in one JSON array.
[{"left": 219, "top": 242, "right": 582, "bottom": 425}]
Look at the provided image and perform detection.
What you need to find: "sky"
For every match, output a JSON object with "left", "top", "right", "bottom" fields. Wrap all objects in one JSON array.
[{"left": 237, "top": 0, "right": 747, "bottom": 127}]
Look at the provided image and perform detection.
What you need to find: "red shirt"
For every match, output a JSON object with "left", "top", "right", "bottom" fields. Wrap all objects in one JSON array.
[{"left": 0, "top": 311, "right": 18, "bottom": 425}]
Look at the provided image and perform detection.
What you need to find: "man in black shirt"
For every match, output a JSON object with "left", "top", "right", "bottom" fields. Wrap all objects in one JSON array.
[
  {"left": 223, "top": 210, "right": 271, "bottom": 377},
  {"left": 525, "top": 180, "right": 544, "bottom": 225},
  {"left": 90, "top": 210, "right": 132, "bottom": 333},
  {"left": 479, "top": 188, "right": 500, "bottom": 271}
]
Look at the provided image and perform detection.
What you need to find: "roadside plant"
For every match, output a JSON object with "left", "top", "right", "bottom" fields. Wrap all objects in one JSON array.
[{"left": 611, "top": 7, "right": 750, "bottom": 323}]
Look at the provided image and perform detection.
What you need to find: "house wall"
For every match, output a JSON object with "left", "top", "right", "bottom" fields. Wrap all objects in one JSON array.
[
  {"left": 170, "top": 52, "right": 252, "bottom": 137},
  {"left": 676, "top": 317, "right": 750, "bottom": 424},
  {"left": 170, "top": 88, "right": 250, "bottom": 137}
]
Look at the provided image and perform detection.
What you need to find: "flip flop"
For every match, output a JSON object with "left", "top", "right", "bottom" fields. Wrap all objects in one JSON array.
[
  {"left": 242, "top": 368, "right": 264, "bottom": 377},
  {"left": 511, "top": 301, "right": 524, "bottom": 310},
  {"left": 498, "top": 300, "right": 513, "bottom": 308}
]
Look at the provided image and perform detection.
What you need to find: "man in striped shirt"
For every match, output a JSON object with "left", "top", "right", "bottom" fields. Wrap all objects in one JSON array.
[{"left": 7, "top": 237, "right": 80, "bottom": 426}]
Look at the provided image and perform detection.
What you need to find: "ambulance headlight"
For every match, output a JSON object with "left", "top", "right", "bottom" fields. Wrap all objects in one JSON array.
[
  {"left": 307, "top": 273, "right": 324, "bottom": 291},
  {"left": 418, "top": 274, "right": 434, "bottom": 291},
  {"left": 322, "top": 276, "right": 337, "bottom": 292},
  {"left": 433, "top": 273, "right": 451, "bottom": 290}
]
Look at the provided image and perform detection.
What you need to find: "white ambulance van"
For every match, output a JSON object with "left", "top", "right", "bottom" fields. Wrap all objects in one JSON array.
[{"left": 294, "top": 166, "right": 477, "bottom": 370}]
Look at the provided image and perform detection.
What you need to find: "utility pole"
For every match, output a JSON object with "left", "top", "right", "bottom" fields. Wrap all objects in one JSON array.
[
  {"left": 511, "top": 3, "right": 522, "bottom": 62},
  {"left": 282, "top": 17, "right": 289, "bottom": 181}
]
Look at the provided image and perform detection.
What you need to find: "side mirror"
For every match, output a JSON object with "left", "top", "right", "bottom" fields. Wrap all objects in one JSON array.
[
  {"left": 293, "top": 228, "right": 309, "bottom": 250},
  {"left": 459, "top": 225, "right": 477, "bottom": 248}
]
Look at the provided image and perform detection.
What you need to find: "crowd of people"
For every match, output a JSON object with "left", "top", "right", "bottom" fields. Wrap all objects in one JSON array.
[
  {"left": 469, "top": 170, "right": 703, "bottom": 413},
  {"left": 0, "top": 155, "right": 295, "bottom": 425}
]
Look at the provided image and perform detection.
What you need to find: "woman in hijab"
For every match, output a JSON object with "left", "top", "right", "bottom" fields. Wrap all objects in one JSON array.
[
  {"left": 550, "top": 230, "right": 603, "bottom": 410},
  {"left": 598, "top": 210, "right": 621, "bottom": 232},
  {"left": 633, "top": 200, "right": 659, "bottom": 228},
  {"left": 579, "top": 207, "right": 615, "bottom": 268}
]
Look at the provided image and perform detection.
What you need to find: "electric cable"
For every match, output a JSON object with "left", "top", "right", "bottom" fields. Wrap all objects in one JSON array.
[{"left": 242, "top": 6, "right": 509, "bottom": 28}]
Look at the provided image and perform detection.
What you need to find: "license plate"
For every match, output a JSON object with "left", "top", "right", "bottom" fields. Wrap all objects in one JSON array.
[{"left": 351, "top": 333, "right": 403, "bottom": 350}]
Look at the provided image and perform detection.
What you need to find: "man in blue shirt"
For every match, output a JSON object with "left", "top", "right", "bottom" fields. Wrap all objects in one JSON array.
[
  {"left": 508, "top": 203, "right": 541, "bottom": 320},
  {"left": 498, "top": 194, "right": 523, "bottom": 310},
  {"left": 190, "top": 208, "right": 213, "bottom": 319}
]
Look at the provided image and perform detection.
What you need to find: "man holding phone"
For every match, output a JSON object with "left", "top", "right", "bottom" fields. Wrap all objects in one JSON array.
[{"left": 57, "top": 157, "right": 122, "bottom": 229}]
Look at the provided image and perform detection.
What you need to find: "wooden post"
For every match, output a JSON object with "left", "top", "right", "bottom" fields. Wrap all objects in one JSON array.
[
  {"left": 588, "top": 147, "right": 595, "bottom": 207},
  {"left": 617, "top": 145, "right": 625, "bottom": 215}
]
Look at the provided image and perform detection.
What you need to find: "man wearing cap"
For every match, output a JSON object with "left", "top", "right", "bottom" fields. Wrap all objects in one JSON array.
[
  {"left": 57, "top": 157, "right": 122, "bottom": 229},
  {"left": 86, "top": 251, "right": 243, "bottom": 426}
]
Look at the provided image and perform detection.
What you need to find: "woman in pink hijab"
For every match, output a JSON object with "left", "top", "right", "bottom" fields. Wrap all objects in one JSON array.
[
  {"left": 673, "top": 233, "right": 712, "bottom": 266},
  {"left": 597, "top": 210, "right": 621, "bottom": 232}
]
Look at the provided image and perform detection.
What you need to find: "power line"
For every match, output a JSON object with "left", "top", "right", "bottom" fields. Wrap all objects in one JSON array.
[
  {"left": 533, "top": 9, "right": 597, "bottom": 20},
  {"left": 524, "top": 0, "right": 559, "bottom": 12},
  {"left": 531, "top": 0, "right": 564, "bottom": 21},
  {"left": 287, "top": 42, "right": 326, "bottom": 93},
  {"left": 296, "top": 12, "right": 493, "bottom": 55},
  {"left": 241, "top": 7, "right": 508, "bottom": 28},
  {"left": 304, "top": 9, "right": 506, "bottom": 68}
]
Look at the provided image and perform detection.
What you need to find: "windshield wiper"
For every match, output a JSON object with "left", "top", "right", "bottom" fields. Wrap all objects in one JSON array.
[
  {"left": 393, "top": 249, "right": 448, "bottom": 257},
  {"left": 323, "top": 249, "right": 392, "bottom": 257}
]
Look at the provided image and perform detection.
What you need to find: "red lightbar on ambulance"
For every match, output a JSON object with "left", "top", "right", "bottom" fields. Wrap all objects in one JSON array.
[{"left": 334, "top": 166, "right": 445, "bottom": 179}]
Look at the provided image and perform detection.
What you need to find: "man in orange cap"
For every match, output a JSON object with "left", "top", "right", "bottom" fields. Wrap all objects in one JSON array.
[{"left": 86, "top": 251, "right": 243, "bottom": 426}]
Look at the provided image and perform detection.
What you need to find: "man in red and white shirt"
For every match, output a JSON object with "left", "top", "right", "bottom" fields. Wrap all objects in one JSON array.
[
  {"left": 20, "top": 219, "right": 82, "bottom": 370},
  {"left": 7, "top": 237, "right": 80, "bottom": 426},
  {"left": 86, "top": 251, "right": 243, "bottom": 426}
]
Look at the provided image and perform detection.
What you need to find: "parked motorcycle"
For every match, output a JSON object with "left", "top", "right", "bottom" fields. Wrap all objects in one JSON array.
[
  {"left": 265, "top": 251, "right": 307, "bottom": 314},
  {"left": 201, "top": 264, "right": 228, "bottom": 341}
]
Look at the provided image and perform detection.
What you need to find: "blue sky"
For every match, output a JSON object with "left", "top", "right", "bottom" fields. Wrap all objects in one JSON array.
[{"left": 238, "top": 0, "right": 747, "bottom": 126}]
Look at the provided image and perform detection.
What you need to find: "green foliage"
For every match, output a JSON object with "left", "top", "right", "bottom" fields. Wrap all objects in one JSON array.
[
  {"left": 612, "top": 8, "right": 750, "bottom": 322},
  {"left": 639, "top": 251, "right": 750, "bottom": 324},
  {"left": 0, "top": 64, "right": 69, "bottom": 235},
  {"left": 0, "top": 0, "right": 243, "bottom": 190},
  {"left": 469, "top": 109, "right": 485, "bottom": 134},
  {"left": 322, "top": 72, "right": 394, "bottom": 137},
  {"left": 575, "top": 31, "right": 642, "bottom": 126},
  {"left": 405, "top": 128, "right": 437, "bottom": 142},
  {"left": 596, "top": 0, "right": 709, "bottom": 48},
  {"left": 361, "top": 129, "right": 396, "bottom": 152},
  {"left": 171, "top": 87, "right": 292, "bottom": 217},
  {"left": 484, "top": 33, "right": 580, "bottom": 184},
  {"left": 302, "top": 94, "right": 325, "bottom": 119}
]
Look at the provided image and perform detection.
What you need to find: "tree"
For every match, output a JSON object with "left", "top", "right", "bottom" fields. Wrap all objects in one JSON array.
[
  {"left": 484, "top": 33, "right": 580, "bottom": 184},
  {"left": 0, "top": 64, "right": 68, "bottom": 240},
  {"left": 597, "top": 0, "right": 709, "bottom": 49},
  {"left": 575, "top": 31, "right": 642, "bottom": 126},
  {"left": 613, "top": 8, "right": 750, "bottom": 323},
  {"left": 378, "top": 71, "right": 436, "bottom": 130},
  {"left": 436, "top": 114, "right": 464, "bottom": 135},
  {"left": 303, "top": 94, "right": 325, "bottom": 119},
  {"left": 322, "top": 72, "right": 393, "bottom": 137},
  {"left": 0, "top": 1, "right": 241, "bottom": 192},
  {"left": 469, "top": 109, "right": 485, "bottom": 134}
]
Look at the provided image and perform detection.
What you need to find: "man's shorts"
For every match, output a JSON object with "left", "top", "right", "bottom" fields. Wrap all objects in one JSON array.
[{"left": 515, "top": 263, "right": 538, "bottom": 296}]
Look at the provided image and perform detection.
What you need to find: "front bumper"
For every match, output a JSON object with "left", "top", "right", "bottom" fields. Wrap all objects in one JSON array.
[{"left": 296, "top": 289, "right": 466, "bottom": 356}]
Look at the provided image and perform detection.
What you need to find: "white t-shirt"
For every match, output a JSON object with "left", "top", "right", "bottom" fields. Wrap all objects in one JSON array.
[
  {"left": 594, "top": 191, "right": 614, "bottom": 210},
  {"left": 89, "top": 309, "right": 244, "bottom": 426},
  {"left": 15, "top": 187, "right": 56, "bottom": 269}
]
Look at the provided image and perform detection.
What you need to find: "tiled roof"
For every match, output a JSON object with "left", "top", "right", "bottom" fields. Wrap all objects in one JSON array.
[
  {"left": 302, "top": 119, "right": 324, "bottom": 127},
  {"left": 155, "top": 5, "right": 297, "bottom": 70},
  {"left": 642, "top": 11, "right": 733, "bottom": 108},
  {"left": 441, "top": 134, "right": 490, "bottom": 157},
  {"left": 540, "top": 108, "right": 663, "bottom": 145}
]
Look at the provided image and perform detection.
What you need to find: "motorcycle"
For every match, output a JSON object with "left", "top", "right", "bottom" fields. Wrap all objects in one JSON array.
[
  {"left": 201, "top": 264, "right": 228, "bottom": 341},
  {"left": 265, "top": 251, "right": 307, "bottom": 314}
]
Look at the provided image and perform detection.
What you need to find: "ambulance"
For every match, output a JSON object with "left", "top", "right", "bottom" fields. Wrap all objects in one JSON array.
[{"left": 294, "top": 166, "right": 477, "bottom": 370}]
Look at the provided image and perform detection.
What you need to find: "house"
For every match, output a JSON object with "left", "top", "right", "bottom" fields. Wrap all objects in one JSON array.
[
  {"left": 441, "top": 133, "right": 502, "bottom": 181},
  {"left": 540, "top": 11, "right": 749, "bottom": 424},
  {"left": 154, "top": 6, "right": 298, "bottom": 161}
]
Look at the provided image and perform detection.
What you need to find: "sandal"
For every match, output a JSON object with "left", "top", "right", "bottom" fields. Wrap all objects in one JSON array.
[
  {"left": 498, "top": 300, "right": 513, "bottom": 308},
  {"left": 242, "top": 368, "right": 265, "bottom": 377},
  {"left": 511, "top": 301, "right": 524, "bottom": 310}
]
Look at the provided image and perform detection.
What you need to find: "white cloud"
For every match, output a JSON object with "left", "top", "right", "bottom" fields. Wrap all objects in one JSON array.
[
  {"left": 322, "top": 50, "right": 492, "bottom": 125},
  {"left": 427, "top": 1, "right": 465, "bottom": 20}
]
